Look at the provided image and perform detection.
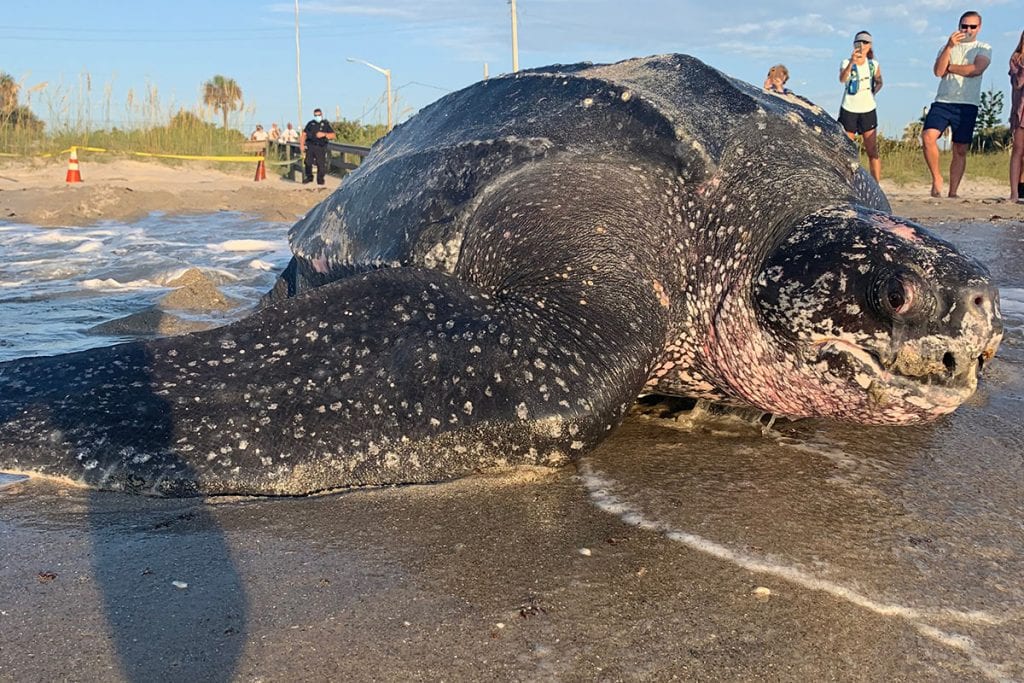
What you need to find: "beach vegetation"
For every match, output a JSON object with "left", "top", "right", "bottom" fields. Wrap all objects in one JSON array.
[
  {"left": 971, "top": 87, "right": 1009, "bottom": 153},
  {"left": 0, "top": 72, "right": 389, "bottom": 177},
  {"left": 0, "top": 71, "right": 45, "bottom": 134},
  {"left": 857, "top": 132, "right": 1013, "bottom": 186}
]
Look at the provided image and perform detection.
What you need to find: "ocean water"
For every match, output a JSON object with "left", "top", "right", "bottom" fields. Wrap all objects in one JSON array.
[
  {"left": 0, "top": 211, "right": 292, "bottom": 363},
  {"left": 1, "top": 212, "right": 1022, "bottom": 676}
]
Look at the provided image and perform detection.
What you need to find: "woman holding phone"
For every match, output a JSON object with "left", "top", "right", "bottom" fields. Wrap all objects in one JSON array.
[{"left": 838, "top": 31, "right": 883, "bottom": 182}]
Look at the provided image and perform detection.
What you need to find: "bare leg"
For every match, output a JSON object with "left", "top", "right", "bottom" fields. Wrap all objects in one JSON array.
[
  {"left": 1010, "top": 128, "right": 1024, "bottom": 201},
  {"left": 948, "top": 142, "right": 968, "bottom": 198},
  {"left": 862, "top": 128, "right": 881, "bottom": 182},
  {"left": 922, "top": 128, "right": 943, "bottom": 197}
]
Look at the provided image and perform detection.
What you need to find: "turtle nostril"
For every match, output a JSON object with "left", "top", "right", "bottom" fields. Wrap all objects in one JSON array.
[
  {"left": 973, "top": 295, "right": 984, "bottom": 307},
  {"left": 942, "top": 352, "right": 957, "bottom": 374}
]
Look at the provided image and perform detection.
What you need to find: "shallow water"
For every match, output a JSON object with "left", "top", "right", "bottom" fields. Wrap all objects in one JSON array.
[
  {"left": 0, "top": 212, "right": 291, "bottom": 362},
  {"left": 1, "top": 213, "right": 1022, "bottom": 677}
]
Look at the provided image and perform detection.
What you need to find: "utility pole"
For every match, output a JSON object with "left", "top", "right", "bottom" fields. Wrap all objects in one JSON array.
[
  {"left": 483, "top": 62, "right": 489, "bottom": 80},
  {"left": 510, "top": 0, "right": 519, "bottom": 72},
  {"left": 294, "top": 0, "right": 302, "bottom": 126}
]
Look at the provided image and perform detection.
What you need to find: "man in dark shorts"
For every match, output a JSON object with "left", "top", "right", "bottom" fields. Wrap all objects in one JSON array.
[
  {"left": 300, "top": 108, "right": 336, "bottom": 185},
  {"left": 921, "top": 11, "right": 991, "bottom": 198}
]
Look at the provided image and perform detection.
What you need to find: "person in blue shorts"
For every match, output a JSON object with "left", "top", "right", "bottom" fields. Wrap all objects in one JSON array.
[{"left": 921, "top": 10, "right": 992, "bottom": 198}]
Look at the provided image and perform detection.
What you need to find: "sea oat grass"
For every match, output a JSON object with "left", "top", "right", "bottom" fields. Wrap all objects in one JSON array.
[
  {"left": 862, "top": 144, "right": 1011, "bottom": 186},
  {"left": 0, "top": 72, "right": 386, "bottom": 169}
]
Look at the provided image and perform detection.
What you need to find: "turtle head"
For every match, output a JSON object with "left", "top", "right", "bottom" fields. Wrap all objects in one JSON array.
[{"left": 749, "top": 206, "right": 1002, "bottom": 424}]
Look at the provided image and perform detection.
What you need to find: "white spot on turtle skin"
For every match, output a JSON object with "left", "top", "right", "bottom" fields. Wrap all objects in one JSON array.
[
  {"left": 582, "top": 97, "right": 594, "bottom": 108},
  {"left": 463, "top": 401, "right": 474, "bottom": 415},
  {"left": 516, "top": 403, "right": 529, "bottom": 420},
  {"left": 620, "top": 90, "right": 632, "bottom": 102}
]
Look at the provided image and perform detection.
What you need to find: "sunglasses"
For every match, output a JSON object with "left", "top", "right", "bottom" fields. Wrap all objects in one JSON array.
[
  {"left": 854, "top": 40, "right": 870, "bottom": 45},
  {"left": 960, "top": 23, "right": 978, "bottom": 29}
]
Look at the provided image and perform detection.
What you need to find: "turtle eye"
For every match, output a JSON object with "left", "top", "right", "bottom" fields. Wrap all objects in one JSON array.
[
  {"left": 885, "top": 275, "right": 911, "bottom": 314},
  {"left": 873, "top": 270, "right": 927, "bottom": 319}
]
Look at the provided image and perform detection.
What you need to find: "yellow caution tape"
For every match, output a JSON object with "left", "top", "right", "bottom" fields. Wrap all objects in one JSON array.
[
  {"left": 130, "top": 151, "right": 264, "bottom": 162},
  {"left": 1, "top": 147, "right": 267, "bottom": 163}
]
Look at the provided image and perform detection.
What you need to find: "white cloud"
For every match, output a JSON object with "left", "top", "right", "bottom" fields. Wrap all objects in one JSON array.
[{"left": 716, "top": 14, "right": 840, "bottom": 39}]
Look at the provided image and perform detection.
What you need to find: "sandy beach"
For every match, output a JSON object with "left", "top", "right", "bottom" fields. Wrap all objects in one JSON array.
[
  {"left": 3, "top": 157, "right": 1024, "bottom": 227},
  {"left": 0, "top": 157, "right": 340, "bottom": 228},
  {"left": 2, "top": 158, "right": 1023, "bottom": 681}
]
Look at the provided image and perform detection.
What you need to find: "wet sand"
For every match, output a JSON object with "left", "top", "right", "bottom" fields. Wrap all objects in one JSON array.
[{"left": 1, "top": 159, "right": 1023, "bottom": 680}]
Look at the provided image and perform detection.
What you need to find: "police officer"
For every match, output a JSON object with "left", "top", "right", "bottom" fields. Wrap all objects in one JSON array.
[{"left": 300, "top": 108, "right": 336, "bottom": 185}]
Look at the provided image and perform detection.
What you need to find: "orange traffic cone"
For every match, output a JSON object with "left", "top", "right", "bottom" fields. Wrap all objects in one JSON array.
[
  {"left": 65, "top": 147, "right": 83, "bottom": 183},
  {"left": 254, "top": 158, "right": 267, "bottom": 182}
]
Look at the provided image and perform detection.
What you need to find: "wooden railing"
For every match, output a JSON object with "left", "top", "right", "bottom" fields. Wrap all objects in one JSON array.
[{"left": 264, "top": 140, "right": 372, "bottom": 181}]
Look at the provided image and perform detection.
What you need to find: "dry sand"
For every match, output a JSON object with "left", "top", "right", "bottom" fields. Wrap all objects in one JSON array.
[
  {"left": 3, "top": 157, "right": 1024, "bottom": 227},
  {"left": 0, "top": 157, "right": 339, "bottom": 227}
]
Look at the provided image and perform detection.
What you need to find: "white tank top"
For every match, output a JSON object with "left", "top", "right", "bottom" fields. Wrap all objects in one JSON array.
[{"left": 840, "top": 58, "right": 878, "bottom": 114}]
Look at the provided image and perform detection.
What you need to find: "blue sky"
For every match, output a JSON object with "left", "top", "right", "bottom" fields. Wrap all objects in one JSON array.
[{"left": 1, "top": 1, "right": 1019, "bottom": 140}]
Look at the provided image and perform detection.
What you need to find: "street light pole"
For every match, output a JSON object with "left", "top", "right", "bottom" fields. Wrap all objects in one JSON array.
[
  {"left": 346, "top": 57, "right": 392, "bottom": 132},
  {"left": 509, "top": 0, "right": 519, "bottom": 72},
  {"left": 294, "top": 0, "right": 302, "bottom": 128}
]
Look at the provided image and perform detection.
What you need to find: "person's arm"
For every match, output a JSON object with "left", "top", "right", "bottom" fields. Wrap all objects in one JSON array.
[
  {"left": 933, "top": 33, "right": 960, "bottom": 77},
  {"left": 1012, "top": 54, "right": 1024, "bottom": 89},
  {"left": 872, "top": 64, "right": 883, "bottom": 94},
  {"left": 300, "top": 130, "right": 307, "bottom": 152},
  {"left": 839, "top": 58, "right": 853, "bottom": 84},
  {"left": 946, "top": 53, "right": 990, "bottom": 78}
]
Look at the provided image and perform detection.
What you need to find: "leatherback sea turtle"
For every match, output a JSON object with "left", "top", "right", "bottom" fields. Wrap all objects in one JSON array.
[{"left": 0, "top": 54, "right": 1003, "bottom": 496}]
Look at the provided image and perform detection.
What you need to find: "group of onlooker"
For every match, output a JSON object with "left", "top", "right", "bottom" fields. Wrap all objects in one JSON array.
[
  {"left": 765, "top": 10, "right": 1024, "bottom": 203},
  {"left": 250, "top": 122, "right": 300, "bottom": 144},
  {"left": 246, "top": 112, "right": 332, "bottom": 185}
]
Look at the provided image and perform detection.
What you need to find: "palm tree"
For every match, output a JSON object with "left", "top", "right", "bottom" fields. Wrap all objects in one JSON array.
[
  {"left": 0, "top": 72, "right": 19, "bottom": 114},
  {"left": 202, "top": 75, "right": 243, "bottom": 130}
]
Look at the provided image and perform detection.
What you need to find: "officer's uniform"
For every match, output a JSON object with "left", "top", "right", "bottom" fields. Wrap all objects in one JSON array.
[{"left": 302, "top": 117, "right": 334, "bottom": 185}]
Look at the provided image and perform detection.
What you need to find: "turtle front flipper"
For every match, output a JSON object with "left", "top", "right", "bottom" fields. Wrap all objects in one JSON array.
[{"left": 0, "top": 260, "right": 669, "bottom": 496}]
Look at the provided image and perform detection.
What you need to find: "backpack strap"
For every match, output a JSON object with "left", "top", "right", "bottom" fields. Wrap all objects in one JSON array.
[{"left": 846, "top": 62, "right": 860, "bottom": 95}]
